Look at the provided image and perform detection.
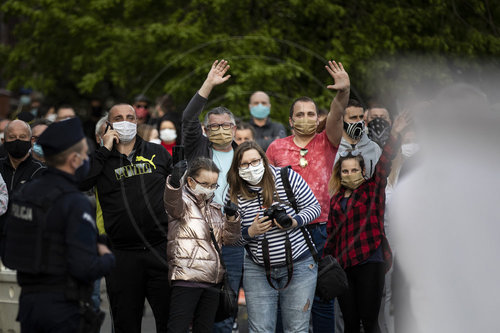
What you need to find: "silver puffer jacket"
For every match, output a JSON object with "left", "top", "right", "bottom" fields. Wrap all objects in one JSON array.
[{"left": 163, "top": 177, "right": 241, "bottom": 284}]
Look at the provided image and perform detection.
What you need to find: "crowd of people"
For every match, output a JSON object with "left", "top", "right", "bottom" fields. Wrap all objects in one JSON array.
[{"left": 0, "top": 59, "right": 423, "bottom": 333}]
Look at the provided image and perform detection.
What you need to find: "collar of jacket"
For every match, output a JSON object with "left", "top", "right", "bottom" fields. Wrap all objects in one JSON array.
[
  {"left": 3, "top": 154, "right": 34, "bottom": 170},
  {"left": 109, "top": 135, "right": 143, "bottom": 157},
  {"left": 46, "top": 166, "right": 78, "bottom": 185},
  {"left": 249, "top": 117, "right": 272, "bottom": 128},
  {"left": 340, "top": 132, "right": 372, "bottom": 150}
]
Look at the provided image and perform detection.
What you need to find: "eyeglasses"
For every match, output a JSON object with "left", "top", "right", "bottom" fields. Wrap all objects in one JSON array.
[
  {"left": 134, "top": 104, "right": 149, "bottom": 109},
  {"left": 299, "top": 149, "right": 308, "bottom": 168},
  {"left": 207, "top": 122, "right": 234, "bottom": 131},
  {"left": 240, "top": 158, "right": 262, "bottom": 170},
  {"left": 339, "top": 150, "right": 362, "bottom": 158},
  {"left": 190, "top": 177, "right": 219, "bottom": 190}
]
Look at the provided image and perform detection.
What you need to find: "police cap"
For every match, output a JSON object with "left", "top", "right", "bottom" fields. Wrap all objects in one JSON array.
[{"left": 37, "top": 117, "right": 85, "bottom": 157}]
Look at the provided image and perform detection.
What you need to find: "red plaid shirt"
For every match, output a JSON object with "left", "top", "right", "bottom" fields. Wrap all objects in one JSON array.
[{"left": 325, "top": 134, "right": 400, "bottom": 270}]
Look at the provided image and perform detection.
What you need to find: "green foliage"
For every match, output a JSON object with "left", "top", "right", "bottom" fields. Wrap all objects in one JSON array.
[{"left": 1, "top": 0, "right": 500, "bottom": 121}]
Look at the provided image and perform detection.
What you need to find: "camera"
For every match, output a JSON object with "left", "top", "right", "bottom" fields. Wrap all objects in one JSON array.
[{"left": 263, "top": 205, "right": 292, "bottom": 229}]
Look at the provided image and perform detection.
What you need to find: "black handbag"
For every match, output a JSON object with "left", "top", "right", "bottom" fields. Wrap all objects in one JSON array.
[
  {"left": 209, "top": 227, "right": 238, "bottom": 322},
  {"left": 280, "top": 166, "right": 348, "bottom": 301}
]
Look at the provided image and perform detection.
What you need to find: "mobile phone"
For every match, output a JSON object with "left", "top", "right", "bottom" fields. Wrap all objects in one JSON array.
[
  {"left": 172, "top": 145, "right": 185, "bottom": 165},
  {"left": 104, "top": 121, "right": 113, "bottom": 134}
]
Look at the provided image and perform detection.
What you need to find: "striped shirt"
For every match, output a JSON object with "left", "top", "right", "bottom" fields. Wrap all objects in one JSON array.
[{"left": 229, "top": 165, "right": 321, "bottom": 266}]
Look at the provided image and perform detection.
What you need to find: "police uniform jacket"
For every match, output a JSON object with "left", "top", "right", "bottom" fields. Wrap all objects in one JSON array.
[
  {"left": 163, "top": 177, "right": 241, "bottom": 284},
  {"left": 80, "top": 136, "right": 172, "bottom": 250},
  {"left": 15, "top": 167, "right": 115, "bottom": 289}
]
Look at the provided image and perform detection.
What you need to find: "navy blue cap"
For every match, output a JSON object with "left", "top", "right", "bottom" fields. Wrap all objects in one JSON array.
[{"left": 37, "top": 117, "right": 85, "bottom": 157}]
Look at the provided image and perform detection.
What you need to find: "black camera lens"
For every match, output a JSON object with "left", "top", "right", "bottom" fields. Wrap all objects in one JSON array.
[{"left": 263, "top": 206, "right": 292, "bottom": 228}]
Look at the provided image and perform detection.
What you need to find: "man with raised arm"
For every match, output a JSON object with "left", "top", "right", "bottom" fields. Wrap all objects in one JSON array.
[{"left": 266, "top": 60, "right": 350, "bottom": 333}]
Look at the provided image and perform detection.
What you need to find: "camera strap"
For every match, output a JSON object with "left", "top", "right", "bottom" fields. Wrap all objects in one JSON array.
[
  {"left": 258, "top": 167, "right": 298, "bottom": 290},
  {"left": 261, "top": 232, "right": 294, "bottom": 290},
  {"left": 280, "top": 166, "right": 320, "bottom": 263}
]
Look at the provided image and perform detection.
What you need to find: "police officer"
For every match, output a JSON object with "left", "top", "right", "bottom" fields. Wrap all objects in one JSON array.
[{"left": 1, "top": 117, "right": 115, "bottom": 332}]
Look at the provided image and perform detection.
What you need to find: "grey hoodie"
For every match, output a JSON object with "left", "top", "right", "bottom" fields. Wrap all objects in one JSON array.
[{"left": 334, "top": 132, "right": 382, "bottom": 177}]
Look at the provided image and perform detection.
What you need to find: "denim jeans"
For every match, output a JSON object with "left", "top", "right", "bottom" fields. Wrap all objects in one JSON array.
[
  {"left": 276, "top": 223, "right": 335, "bottom": 333},
  {"left": 308, "top": 223, "right": 335, "bottom": 333},
  {"left": 213, "top": 245, "right": 244, "bottom": 333},
  {"left": 244, "top": 255, "right": 317, "bottom": 333}
]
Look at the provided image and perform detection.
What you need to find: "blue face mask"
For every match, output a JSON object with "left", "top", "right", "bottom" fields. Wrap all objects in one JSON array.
[
  {"left": 250, "top": 104, "right": 270, "bottom": 119},
  {"left": 32, "top": 143, "right": 44, "bottom": 157},
  {"left": 75, "top": 158, "right": 90, "bottom": 182}
]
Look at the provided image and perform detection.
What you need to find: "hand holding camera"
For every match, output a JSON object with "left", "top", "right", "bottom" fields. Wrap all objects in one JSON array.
[
  {"left": 224, "top": 201, "right": 239, "bottom": 221},
  {"left": 263, "top": 205, "right": 294, "bottom": 229},
  {"left": 248, "top": 212, "right": 273, "bottom": 237}
]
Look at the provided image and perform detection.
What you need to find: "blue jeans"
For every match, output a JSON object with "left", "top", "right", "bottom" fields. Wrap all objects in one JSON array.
[
  {"left": 213, "top": 245, "right": 244, "bottom": 333},
  {"left": 244, "top": 255, "right": 317, "bottom": 333},
  {"left": 308, "top": 223, "right": 335, "bottom": 333}
]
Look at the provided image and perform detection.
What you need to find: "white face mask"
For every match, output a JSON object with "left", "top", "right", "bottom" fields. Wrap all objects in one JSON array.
[
  {"left": 46, "top": 114, "right": 57, "bottom": 122},
  {"left": 160, "top": 128, "right": 177, "bottom": 142},
  {"left": 401, "top": 143, "right": 420, "bottom": 158},
  {"left": 191, "top": 183, "right": 216, "bottom": 198},
  {"left": 149, "top": 138, "right": 161, "bottom": 145},
  {"left": 239, "top": 163, "right": 265, "bottom": 185},
  {"left": 112, "top": 121, "right": 137, "bottom": 143}
]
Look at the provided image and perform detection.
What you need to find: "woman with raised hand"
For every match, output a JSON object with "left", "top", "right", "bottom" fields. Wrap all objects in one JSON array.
[
  {"left": 227, "top": 141, "right": 321, "bottom": 333},
  {"left": 325, "top": 111, "right": 411, "bottom": 333},
  {"left": 163, "top": 157, "right": 241, "bottom": 333}
]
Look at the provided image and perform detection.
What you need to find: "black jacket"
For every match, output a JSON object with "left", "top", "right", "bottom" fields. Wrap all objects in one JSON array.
[
  {"left": 80, "top": 136, "right": 172, "bottom": 249},
  {"left": 0, "top": 155, "right": 45, "bottom": 196},
  {"left": 182, "top": 92, "right": 238, "bottom": 162},
  {"left": 249, "top": 118, "right": 287, "bottom": 152},
  {"left": 14, "top": 167, "right": 115, "bottom": 288}
]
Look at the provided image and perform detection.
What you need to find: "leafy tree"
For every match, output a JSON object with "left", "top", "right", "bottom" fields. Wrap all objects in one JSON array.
[{"left": 1, "top": 0, "right": 499, "bottom": 121}]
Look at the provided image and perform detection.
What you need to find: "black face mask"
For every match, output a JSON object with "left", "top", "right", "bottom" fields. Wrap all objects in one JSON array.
[
  {"left": 368, "top": 118, "right": 391, "bottom": 147},
  {"left": 343, "top": 120, "right": 364, "bottom": 140},
  {"left": 4, "top": 139, "right": 32, "bottom": 159}
]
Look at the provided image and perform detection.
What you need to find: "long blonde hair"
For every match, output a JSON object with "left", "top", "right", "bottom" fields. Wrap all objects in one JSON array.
[
  {"left": 328, "top": 153, "right": 365, "bottom": 196},
  {"left": 227, "top": 141, "right": 277, "bottom": 207}
]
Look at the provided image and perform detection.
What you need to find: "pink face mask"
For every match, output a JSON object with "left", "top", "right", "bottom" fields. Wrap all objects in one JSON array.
[{"left": 135, "top": 106, "right": 149, "bottom": 119}]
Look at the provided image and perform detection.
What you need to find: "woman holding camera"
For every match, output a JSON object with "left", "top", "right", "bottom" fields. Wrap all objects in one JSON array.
[
  {"left": 325, "top": 112, "right": 410, "bottom": 333},
  {"left": 163, "top": 157, "right": 241, "bottom": 333},
  {"left": 226, "top": 141, "right": 321, "bottom": 333}
]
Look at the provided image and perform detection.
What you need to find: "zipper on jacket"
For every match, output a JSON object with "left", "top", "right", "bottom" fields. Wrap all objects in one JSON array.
[{"left": 10, "top": 169, "right": 16, "bottom": 191}]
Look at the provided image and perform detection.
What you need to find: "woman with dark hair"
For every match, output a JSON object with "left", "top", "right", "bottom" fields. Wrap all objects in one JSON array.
[
  {"left": 325, "top": 112, "right": 410, "bottom": 333},
  {"left": 163, "top": 157, "right": 241, "bottom": 333},
  {"left": 226, "top": 141, "right": 321, "bottom": 333},
  {"left": 157, "top": 115, "right": 180, "bottom": 156}
]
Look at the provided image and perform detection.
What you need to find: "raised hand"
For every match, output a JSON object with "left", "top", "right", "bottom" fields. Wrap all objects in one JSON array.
[
  {"left": 391, "top": 110, "right": 412, "bottom": 136},
  {"left": 325, "top": 60, "right": 350, "bottom": 92},
  {"left": 206, "top": 59, "right": 231, "bottom": 87},
  {"left": 199, "top": 60, "right": 231, "bottom": 98}
]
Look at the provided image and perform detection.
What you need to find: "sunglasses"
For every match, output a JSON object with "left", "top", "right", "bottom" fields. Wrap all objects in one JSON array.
[
  {"left": 339, "top": 150, "right": 362, "bottom": 158},
  {"left": 299, "top": 148, "right": 308, "bottom": 168},
  {"left": 134, "top": 104, "right": 149, "bottom": 109}
]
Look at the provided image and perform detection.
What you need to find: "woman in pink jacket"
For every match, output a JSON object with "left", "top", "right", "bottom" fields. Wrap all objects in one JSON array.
[{"left": 163, "top": 157, "right": 241, "bottom": 333}]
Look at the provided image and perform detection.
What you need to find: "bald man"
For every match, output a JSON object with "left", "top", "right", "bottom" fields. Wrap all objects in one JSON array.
[
  {"left": 0, "top": 119, "right": 45, "bottom": 197},
  {"left": 79, "top": 104, "right": 172, "bottom": 333},
  {"left": 248, "top": 91, "right": 286, "bottom": 151}
]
